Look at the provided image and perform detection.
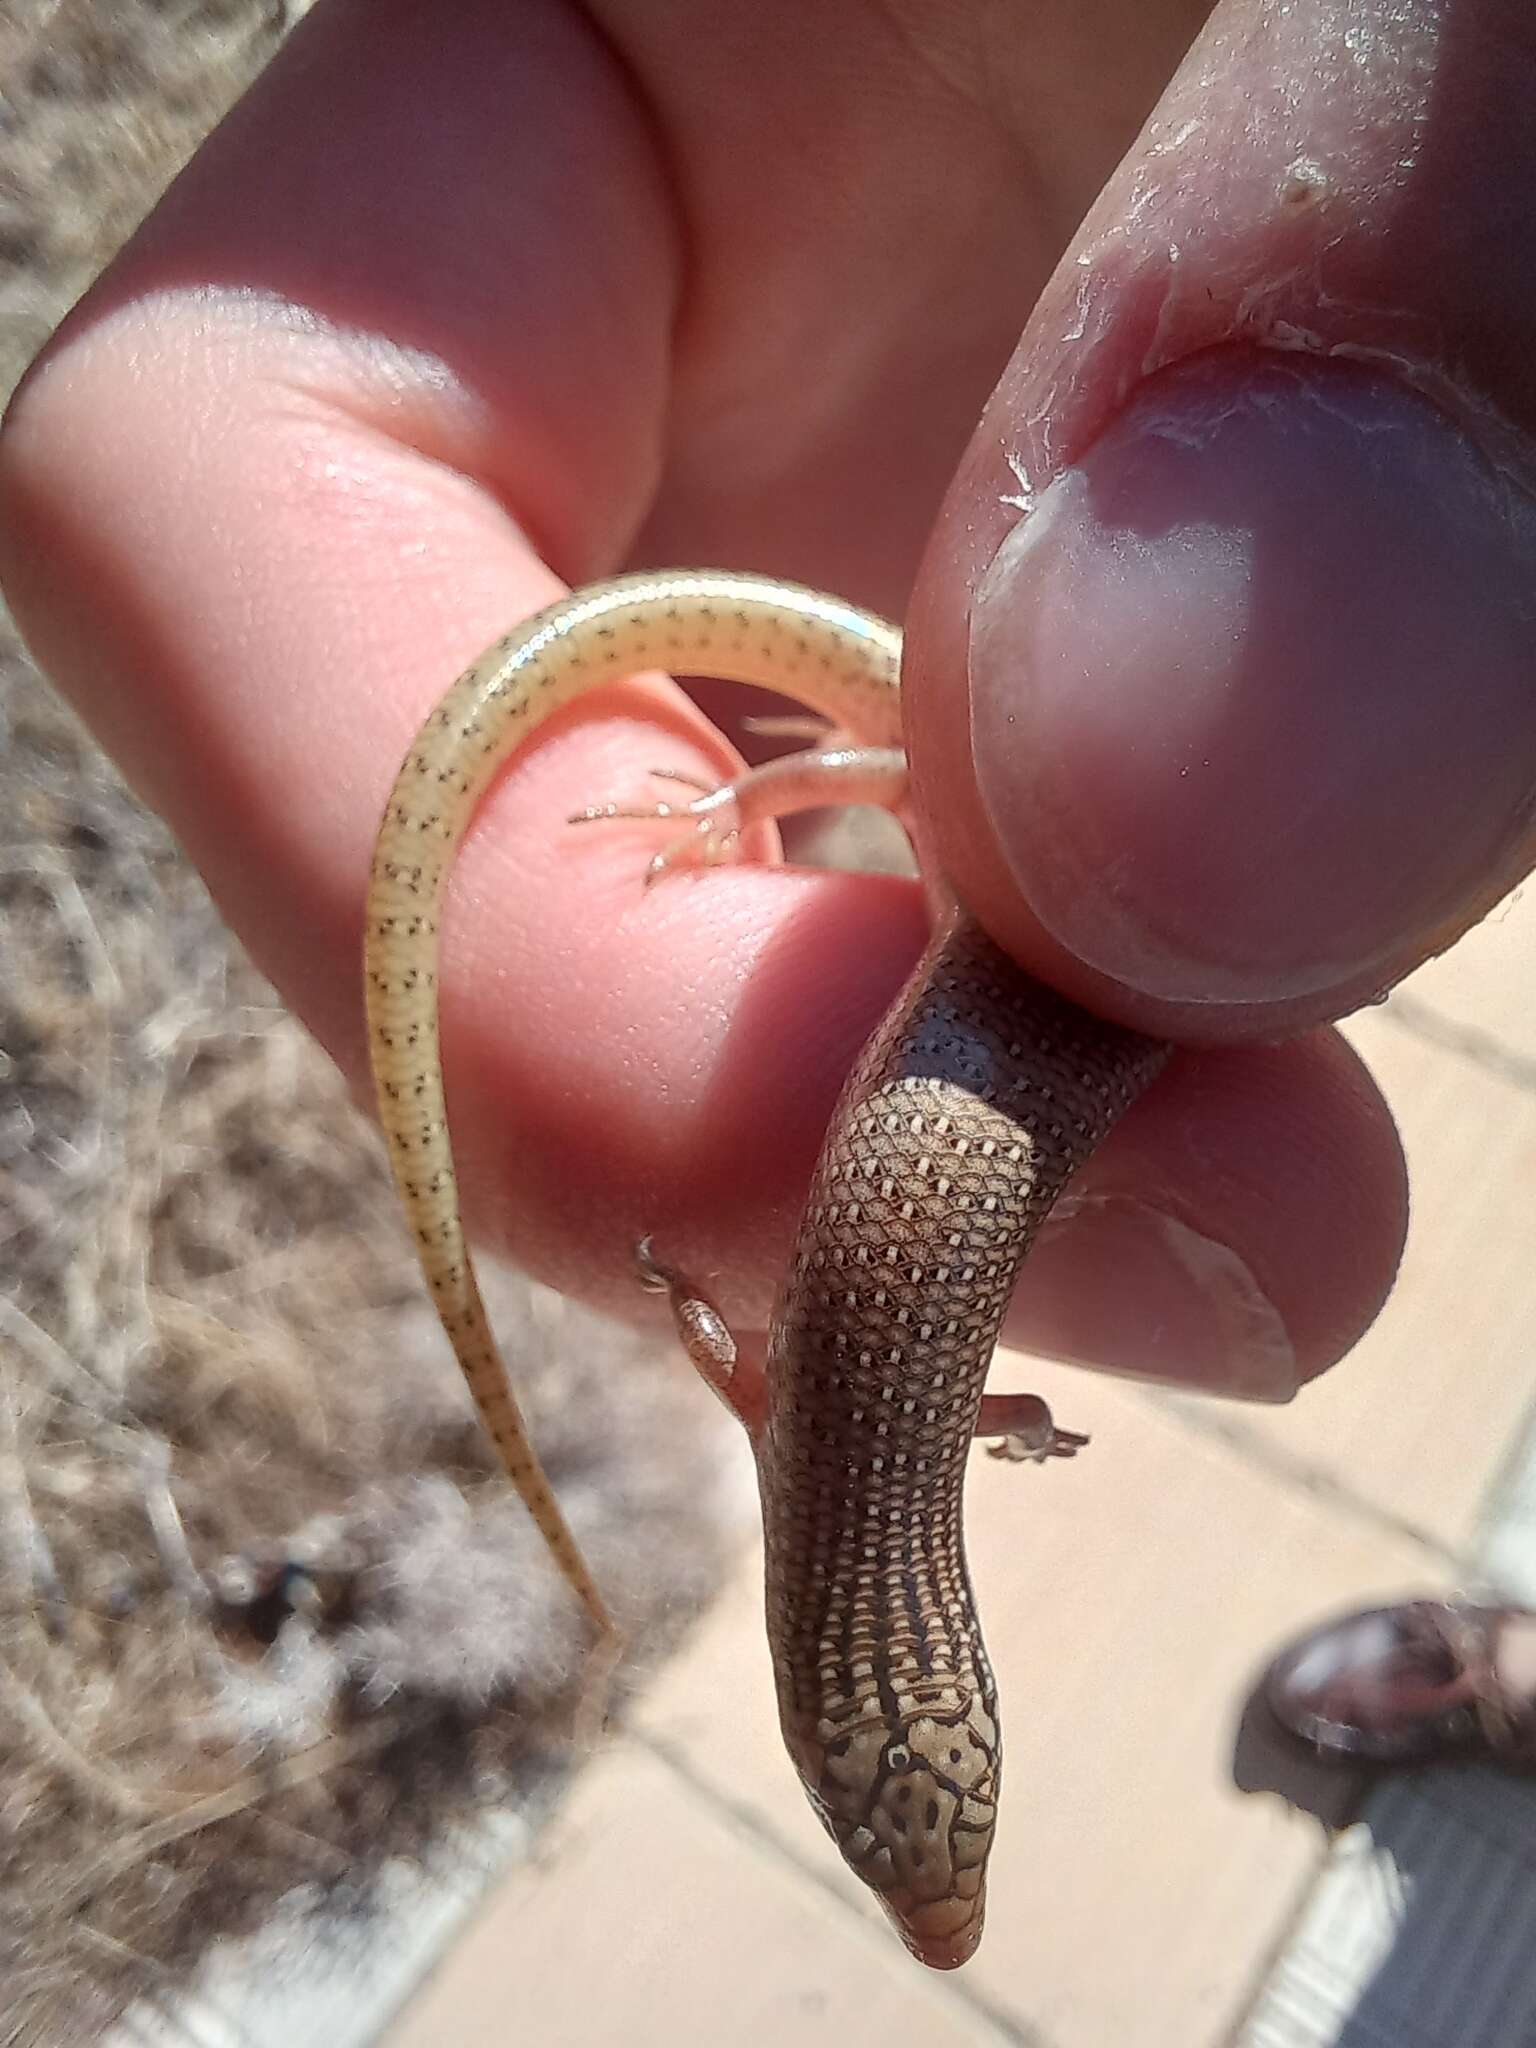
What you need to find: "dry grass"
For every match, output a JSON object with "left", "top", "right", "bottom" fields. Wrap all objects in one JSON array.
[{"left": 0, "top": 7, "right": 731, "bottom": 2040}]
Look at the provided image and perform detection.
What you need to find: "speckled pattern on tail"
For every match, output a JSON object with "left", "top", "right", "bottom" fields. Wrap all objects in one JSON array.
[{"left": 364, "top": 574, "right": 903, "bottom": 1635}]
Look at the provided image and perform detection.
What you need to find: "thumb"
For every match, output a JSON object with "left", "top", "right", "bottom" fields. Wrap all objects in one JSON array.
[{"left": 908, "top": 0, "right": 1536, "bottom": 1043}]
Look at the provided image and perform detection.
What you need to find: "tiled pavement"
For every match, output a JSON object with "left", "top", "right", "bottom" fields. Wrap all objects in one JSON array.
[{"left": 372, "top": 886, "right": 1536, "bottom": 2047}]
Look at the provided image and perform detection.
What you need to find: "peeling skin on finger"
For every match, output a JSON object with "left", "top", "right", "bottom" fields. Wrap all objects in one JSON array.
[{"left": 987, "top": 0, "right": 1536, "bottom": 501}]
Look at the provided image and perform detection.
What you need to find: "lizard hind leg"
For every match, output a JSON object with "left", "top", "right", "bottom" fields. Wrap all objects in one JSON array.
[
  {"left": 569, "top": 746, "right": 910, "bottom": 886},
  {"left": 635, "top": 1237, "right": 766, "bottom": 1437}
]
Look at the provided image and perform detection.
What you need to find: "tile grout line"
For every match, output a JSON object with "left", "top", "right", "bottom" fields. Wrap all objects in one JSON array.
[
  {"left": 1217, "top": 1838, "right": 1355, "bottom": 2048},
  {"left": 1471, "top": 1388, "right": 1536, "bottom": 1588},
  {"left": 1378, "top": 990, "right": 1536, "bottom": 1095},
  {"left": 626, "top": 1725, "right": 1054, "bottom": 2048},
  {"left": 1138, "top": 1389, "right": 1466, "bottom": 1569}
]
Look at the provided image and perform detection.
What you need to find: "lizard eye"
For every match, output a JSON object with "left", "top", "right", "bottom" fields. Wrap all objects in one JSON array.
[{"left": 884, "top": 1742, "right": 913, "bottom": 1772}]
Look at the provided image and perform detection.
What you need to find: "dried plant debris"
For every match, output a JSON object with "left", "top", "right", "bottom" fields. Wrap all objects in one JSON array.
[
  {"left": 0, "top": 0, "right": 311, "bottom": 370},
  {"left": 0, "top": 5, "right": 732, "bottom": 2041}
]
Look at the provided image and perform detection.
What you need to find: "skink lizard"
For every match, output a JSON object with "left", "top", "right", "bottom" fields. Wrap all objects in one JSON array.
[{"left": 365, "top": 571, "right": 1166, "bottom": 1969}]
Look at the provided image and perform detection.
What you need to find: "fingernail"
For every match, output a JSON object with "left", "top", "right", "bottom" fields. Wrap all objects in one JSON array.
[
  {"left": 1021, "top": 1194, "right": 1297, "bottom": 1400},
  {"left": 970, "top": 353, "right": 1536, "bottom": 1008}
]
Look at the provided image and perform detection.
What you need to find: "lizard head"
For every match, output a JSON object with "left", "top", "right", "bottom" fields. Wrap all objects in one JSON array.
[{"left": 787, "top": 1692, "right": 999, "bottom": 1969}]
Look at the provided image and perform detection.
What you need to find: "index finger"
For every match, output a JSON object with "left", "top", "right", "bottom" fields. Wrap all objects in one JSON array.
[{"left": 0, "top": 0, "right": 932, "bottom": 1327}]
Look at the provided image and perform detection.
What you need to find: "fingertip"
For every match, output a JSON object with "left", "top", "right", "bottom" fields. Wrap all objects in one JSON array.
[
  {"left": 1005, "top": 1027, "right": 1408, "bottom": 1395},
  {"left": 908, "top": 0, "right": 1536, "bottom": 1045},
  {"left": 961, "top": 354, "right": 1536, "bottom": 1032}
]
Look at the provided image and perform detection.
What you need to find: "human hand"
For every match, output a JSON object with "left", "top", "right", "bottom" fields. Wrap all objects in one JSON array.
[{"left": 7, "top": 0, "right": 1517, "bottom": 1398}]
